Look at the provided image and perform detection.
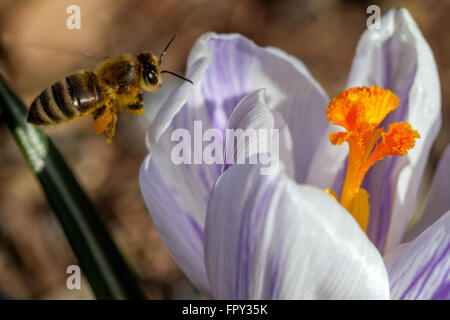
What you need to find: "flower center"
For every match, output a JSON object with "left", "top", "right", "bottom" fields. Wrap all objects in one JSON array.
[{"left": 326, "top": 86, "right": 420, "bottom": 232}]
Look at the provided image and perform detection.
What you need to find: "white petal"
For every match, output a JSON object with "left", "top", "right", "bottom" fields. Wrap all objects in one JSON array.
[
  {"left": 306, "top": 124, "right": 349, "bottom": 189},
  {"left": 204, "top": 164, "right": 390, "bottom": 299}
]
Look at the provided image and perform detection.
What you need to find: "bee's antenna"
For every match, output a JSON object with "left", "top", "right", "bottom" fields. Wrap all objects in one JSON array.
[
  {"left": 161, "top": 70, "right": 194, "bottom": 84},
  {"left": 159, "top": 34, "right": 176, "bottom": 65}
]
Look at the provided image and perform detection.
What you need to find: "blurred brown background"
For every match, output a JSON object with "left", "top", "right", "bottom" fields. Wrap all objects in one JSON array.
[{"left": 0, "top": 0, "right": 449, "bottom": 299}]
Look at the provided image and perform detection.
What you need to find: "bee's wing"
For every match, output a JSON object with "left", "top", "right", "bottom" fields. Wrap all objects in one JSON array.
[{"left": 25, "top": 42, "right": 109, "bottom": 62}]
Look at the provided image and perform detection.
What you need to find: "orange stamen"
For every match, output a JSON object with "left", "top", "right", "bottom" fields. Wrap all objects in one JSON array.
[{"left": 326, "top": 86, "right": 420, "bottom": 232}]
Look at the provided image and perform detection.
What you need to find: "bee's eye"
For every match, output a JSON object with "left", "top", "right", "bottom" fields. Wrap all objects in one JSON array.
[{"left": 145, "top": 66, "right": 158, "bottom": 85}]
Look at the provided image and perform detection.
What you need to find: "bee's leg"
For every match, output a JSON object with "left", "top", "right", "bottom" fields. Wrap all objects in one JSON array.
[
  {"left": 93, "top": 105, "right": 117, "bottom": 142},
  {"left": 93, "top": 105, "right": 111, "bottom": 134},
  {"left": 125, "top": 91, "right": 144, "bottom": 116},
  {"left": 104, "top": 112, "right": 118, "bottom": 143}
]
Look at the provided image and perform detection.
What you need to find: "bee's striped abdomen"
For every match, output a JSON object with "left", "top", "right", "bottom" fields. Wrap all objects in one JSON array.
[{"left": 27, "top": 71, "right": 104, "bottom": 125}]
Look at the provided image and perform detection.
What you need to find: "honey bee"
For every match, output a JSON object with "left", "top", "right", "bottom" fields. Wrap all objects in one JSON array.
[{"left": 26, "top": 35, "right": 193, "bottom": 142}]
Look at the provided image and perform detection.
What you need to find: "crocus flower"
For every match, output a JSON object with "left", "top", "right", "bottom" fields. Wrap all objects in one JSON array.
[{"left": 139, "top": 8, "right": 449, "bottom": 299}]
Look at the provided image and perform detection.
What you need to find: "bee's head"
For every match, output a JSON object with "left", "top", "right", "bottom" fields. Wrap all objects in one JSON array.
[
  {"left": 137, "top": 52, "right": 162, "bottom": 91},
  {"left": 137, "top": 36, "right": 193, "bottom": 92}
]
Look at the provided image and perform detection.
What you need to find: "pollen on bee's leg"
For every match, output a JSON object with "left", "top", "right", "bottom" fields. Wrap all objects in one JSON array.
[{"left": 94, "top": 107, "right": 113, "bottom": 134}]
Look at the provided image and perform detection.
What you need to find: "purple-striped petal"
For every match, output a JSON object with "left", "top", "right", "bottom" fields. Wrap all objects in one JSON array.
[
  {"left": 140, "top": 33, "right": 328, "bottom": 294},
  {"left": 224, "top": 89, "right": 275, "bottom": 168},
  {"left": 307, "top": 9, "right": 441, "bottom": 254},
  {"left": 384, "top": 212, "right": 450, "bottom": 300},
  {"left": 149, "top": 33, "right": 329, "bottom": 182},
  {"left": 139, "top": 149, "right": 212, "bottom": 295},
  {"left": 223, "top": 89, "right": 294, "bottom": 177},
  {"left": 403, "top": 145, "right": 450, "bottom": 242},
  {"left": 146, "top": 54, "right": 211, "bottom": 149},
  {"left": 139, "top": 89, "right": 284, "bottom": 295},
  {"left": 204, "top": 164, "right": 389, "bottom": 299},
  {"left": 353, "top": 9, "right": 441, "bottom": 254}
]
